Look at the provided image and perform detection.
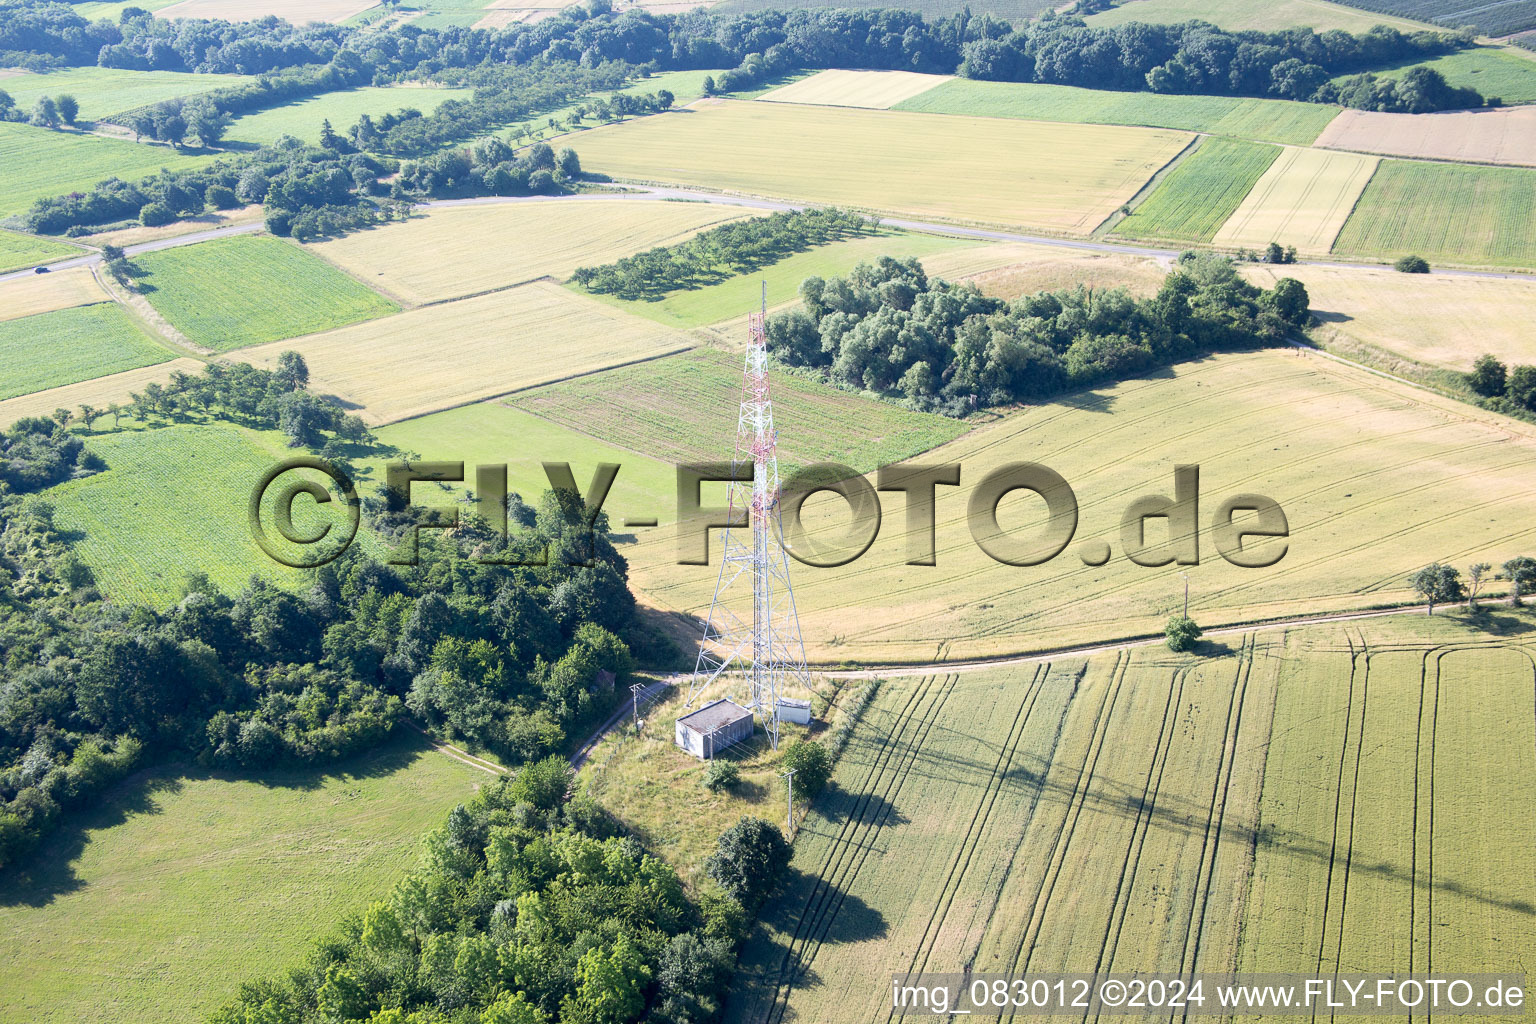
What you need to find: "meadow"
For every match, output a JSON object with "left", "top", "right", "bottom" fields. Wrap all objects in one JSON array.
[
  {"left": 155, "top": 0, "right": 379, "bottom": 20},
  {"left": 585, "top": 228, "right": 982, "bottom": 330},
  {"left": 1244, "top": 261, "right": 1536, "bottom": 369},
  {"left": 572, "top": 100, "right": 1194, "bottom": 236},
  {"left": 0, "top": 121, "right": 213, "bottom": 220},
  {"left": 757, "top": 70, "right": 952, "bottom": 109},
  {"left": 136, "top": 234, "right": 398, "bottom": 351},
  {"left": 1, "top": 67, "right": 247, "bottom": 123},
  {"left": 728, "top": 614, "right": 1536, "bottom": 1022},
  {"left": 1211, "top": 145, "right": 1379, "bottom": 253},
  {"left": 0, "top": 358, "right": 204, "bottom": 428},
  {"left": 0, "top": 265, "right": 110, "bottom": 323},
  {"left": 894, "top": 79, "right": 1343, "bottom": 146},
  {"left": 0, "top": 733, "right": 488, "bottom": 1024},
  {"left": 1113, "top": 137, "right": 1282, "bottom": 243},
  {"left": 0, "top": 304, "right": 170, "bottom": 401},
  {"left": 1330, "top": 158, "right": 1536, "bottom": 266},
  {"left": 236, "top": 281, "right": 697, "bottom": 424},
  {"left": 506, "top": 348, "right": 971, "bottom": 474},
  {"left": 309, "top": 199, "right": 759, "bottom": 306},
  {"left": 48, "top": 421, "right": 373, "bottom": 606},
  {"left": 1085, "top": 0, "right": 1434, "bottom": 31},
  {"left": 0, "top": 227, "right": 76, "bottom": 273},
  {"left": 925, "top": 243, "right": 1172, "bottom": 299},
  {"left": 1352, "top": 46, "right": 1536, "bottom": 104},
  {"left": 1315, "top": 104, "right": 1536, "bottom": 166},
  {"left": 69, "top": 0, "right": 180, "bottom": 16},
  {"left": 611, "top": 348, "right": 1536, "bottom": 664},
  {"left": 224, "top": 85, "right": 475, "bottom": 147}
]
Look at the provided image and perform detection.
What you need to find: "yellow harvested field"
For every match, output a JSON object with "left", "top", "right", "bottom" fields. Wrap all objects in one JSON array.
[
  {"left": 157, "top": 0, "right": 378, "bottom": 20},
  {"left": 76, "top": 207, "right": 262, "bottom": 249},
  {"left": 0, "top": 266, "right": 110, "bottom": 323},
  {"left": 920, "top": 240, "right": 1170, "bottom": 298},
  {"left": 235, "top": 282, "right": 696, "bottom": 425},
  {"left": 1212, "top": 146, "right": 1378, "bottom": 252},
  {"left": 616, "top": 349, "right": 1536, "bottom": 664},
  {"left": 308, "top": 200, "right": 758, "bottom": 306},
  {"left": 757, "top": 69, "right": 952, "bottom": 109},
  {"left": 0, "top": 358, "right": 203, "bottom": 427},
  {"left": 574, "top": 100, "right": 1193, "bottom": 236},
  {"left": 1314, "top": 105, "right": 1536, "bottom": 167},
  {"left": 1245, "top": 262, "right": 1536, "bottom": 371}
]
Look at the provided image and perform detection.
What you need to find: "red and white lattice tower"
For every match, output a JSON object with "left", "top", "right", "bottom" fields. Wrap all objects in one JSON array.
[{"left": 687, "top": 288, "right": 809, "bottom": 749}]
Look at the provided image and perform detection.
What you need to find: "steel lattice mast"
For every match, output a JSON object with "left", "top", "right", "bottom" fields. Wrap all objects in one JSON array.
[{"left": 687, "top": 288, "right": 809, "bottom": 749}]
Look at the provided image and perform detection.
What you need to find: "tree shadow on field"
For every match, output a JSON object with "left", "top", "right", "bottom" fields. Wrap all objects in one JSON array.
[
  {"left": 0, "top": 731, "right": 444, "bottom": 909},
  {"left": 816, "top": 785, "right": 908, "bottom": 828}
]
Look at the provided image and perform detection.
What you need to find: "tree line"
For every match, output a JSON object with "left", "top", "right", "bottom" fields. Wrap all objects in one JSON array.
[
  {"left": 572, "top": 207, "right": 875, "bottom": 301},
  {"left": 1466, "top": 353, "right": 1536, "bottom": 418},
  {"left": 766, "top": 252, "right": 1311, "bottom": 416}
]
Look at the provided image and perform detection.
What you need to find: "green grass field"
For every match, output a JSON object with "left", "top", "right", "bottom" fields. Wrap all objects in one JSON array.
[
  {"left": 581, "top": 228, "right": 982, "bottom": 329},
  {"left": 1, "top": 67, "right": 248, "bottom": 123},
  {"left": 0, "top": 304, "right": 171, "bottom": 401},
  {"left": 1346, "top": 46, "right": 1536, "bottom": 104},
  {"left": 894, "top": 79, "right": 1342, "bottom": 146},
  {"left": 395, "top": 0, "right": 493, "bottom": 28},
  {"left": 728, "top": 614, "right": 1536, "bottom": 1023},
  {"left": 48, "top": 422, "right": 372, "bottom": 606},
  {"left": 1086, "top": 0, "right": 1434, "bottom": 31},
  {"left": 136, "top": 234, "right": 398, "bottom": 351},
  {"left": 0, "top": 121, "right": 214, "bottom": 220},
  {"left": 1331, "top": 158, "right": 1536, "bottom": 267},
  {"left": 714, "top": 0, "right": 1056, "bottom": 17},
  {"left": 0, "top": 228, "right": 77, "bottom": 273},
  {"left": 1114, "top": 137, "right": 1282, "bottom": 242},
  {"left": 506, "top": 348, "right": 971, "bottom": 474},
  {"left": 224, "top": 85, "right": 474, "bottom": 147},
  {"left": 0, "top": 733, "right": 489, "bottom": 1024},
  {"left": 68, "top": 0, "right": 180, "bottom": 15}
]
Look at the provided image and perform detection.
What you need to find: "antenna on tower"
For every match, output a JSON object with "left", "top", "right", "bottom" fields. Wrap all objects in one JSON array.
[{"left": 687, "top": 282, "right": 810, "bottom": 750}]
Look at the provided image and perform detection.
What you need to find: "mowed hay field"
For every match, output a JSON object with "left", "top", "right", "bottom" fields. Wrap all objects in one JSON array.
[
  {"left": 156, "top": 0, "right": 379, "bottom": 19},
  {"left": 224, "top": 85, "right": 474, "bottom": 147},
  {"left": 895, "top": 79, "right": 1342, "bottom": 146},
  {"left": 0, "top": 265, "right": 107, "bottom": 322},
  {"left": 1315, "top": 105, "right": 1536, "bottom": 167},
  {"left": 310, "top": 200, "right": 760, "bottom": 306},
  {"left": 1114, "top": 137, "right": 1281, "bottom": 243},
  {"left": 925, "top": 242, "right": 1172, "bottom": 299},
  {"left": 0, "top": 122, "right": 213, "bottom": 219},
  {"left": 0, "top": 228, "right": 77, "bottom": 273},
  {"left": 757, "top": 69, "right": 951, "bottom": 109},
  {"left": 1331, "top": 159, "right": 1536, "bottom": 266},
  {"left": 1245, "top": 262, "right": 1536, "bottom": 370},
  {"left": 237, "top": 281, "right": 697, "bottom": 425},
  {"left": 727, "top": 616, "right": 1536, "bottom": 1023},
  {"left": 1085, "top": 0, "right": 1434, "bottom": 31},
  {"left": 0, "top": 67, "right": 247, "bottom": 122},
  {"left": 0, "top": 734, "right": 488, "bottom": 1024},
  {"left": 573, "top": 100, "right": 1194, "bottom": 235},
  {"left": 0, "top": 358, "right": 203, "bottom": 428},
  {"left": 136, "top": 234, "right": 398, "bottom": 351},
  {"left": 616, "top": 349, "right": 1536, "bottom": 664},
  {"left": 1211, "top": 146, "right": 1378, "bottom": 252},
  {"left": 0, "top": 304, "right": 170, "bottom": 401}
]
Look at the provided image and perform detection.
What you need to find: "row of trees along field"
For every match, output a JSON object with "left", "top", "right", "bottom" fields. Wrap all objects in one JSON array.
[
  {"left": 0, "top": 351, "right": 668, "bottom": 872},
  {"left": 572, "top": 208, "right": 874, "bottom": 301},
  {"left": 209, "top": 760, "right": 794, "bottom": 1024},
  {"left": 1467, "top": 353, "right": 1536, "bottom": 418},
  {"left": 766, "top": 252, "right": 1311, "bottom": 416}
]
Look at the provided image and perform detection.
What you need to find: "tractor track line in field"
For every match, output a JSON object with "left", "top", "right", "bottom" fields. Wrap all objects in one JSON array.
[
  {"left": 1312, "top": 628, "right": 1367, "bottom": 1001},
  {"left": 885, "top": 664, "right": 1050, "bottom": 1013},
  {"left": 766, "top": 673, "right": 962, "bottom": 1024},
  {"left": 1325, "top": 627, "right": 1372, "bottom": 1010},
  {"left": 1001, "top": 651, "right": 1131, "bottom": 1003},
  {"left": 1085, "top": 662, "right": 1190, "bottom": 1021},
  {"left": 755, "top": 672, "right": 952, "bottom": 1022}
]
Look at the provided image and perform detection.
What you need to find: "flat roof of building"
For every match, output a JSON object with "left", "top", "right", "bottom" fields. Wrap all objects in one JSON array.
[
  {"left": 776, "top": 697, "right": 811, "bottom": 708},
  {"left": 678, "top": 698, "right": 753, "bottom": 734}
]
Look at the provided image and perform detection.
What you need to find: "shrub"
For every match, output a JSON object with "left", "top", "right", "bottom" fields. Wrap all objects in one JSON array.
[
  {"left": 780, "top": 740, "right": 831, "bottom": 798},
  {"left": 1468, "top": 353, "right": 1507, "bottom": 397},
  {"left": 1165, "top": 614, "right": 1202, "bottom": 652},
  {"left": 206, "top": 184, "right": 239, "bottom": 210},
  {"left": 706, "top": 816, "right": 790, "bottom": 910},
  {"left": 137, "top": 201, "right": 172, "bottom": 227},
  {"left": 1394, "top": 254, "right": 1430, "bottom": 273},
  {"left": 703, "top": 759, "right": 740, "bottom": 792}
]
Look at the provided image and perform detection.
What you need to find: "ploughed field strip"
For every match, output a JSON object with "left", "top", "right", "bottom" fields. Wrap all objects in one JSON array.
[
  {"left": 726, "top": 620, "right": 1536, "bottom": 1023},
  {"left": 1211, "top": 145, "right": 1379, "bottom": 253},
  {"left": 1315, "top": 105, "right": 1536, "bottom": 168},
  {"left": 618, "top": 349, "right": 1536, "bottom": 664},
  {"left": 571, "top": 99, "right": 1194, "bottom": 236}
]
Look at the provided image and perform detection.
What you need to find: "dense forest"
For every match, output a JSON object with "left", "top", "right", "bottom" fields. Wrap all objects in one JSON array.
[{"left": 766, "top": 252, "right": 1311, "bottom": 415}]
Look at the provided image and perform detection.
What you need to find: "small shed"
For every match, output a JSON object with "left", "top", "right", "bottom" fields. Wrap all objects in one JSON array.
[
  {"left": 675, "top": 699, "right": 754, "bottom": 759},
  {"left": 776, "top": 697, "right": 812, "bottom": 725}
]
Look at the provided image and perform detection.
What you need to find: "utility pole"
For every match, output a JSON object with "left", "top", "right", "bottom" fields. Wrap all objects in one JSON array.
[
  {"left": 781, "top": 768, "right": 796, "bottom": 838},
  {"left": 1180, "top": 571, "right": 1190, "bottom": 618},
  {"left": 630, "top": 682, "right": 645, "bottom": 734}
]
